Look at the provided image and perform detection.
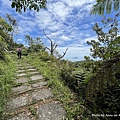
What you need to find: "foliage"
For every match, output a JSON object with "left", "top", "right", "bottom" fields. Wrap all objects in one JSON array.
[
  {"left": 0, "top": 16, "right": 12, "bottom": 32},
  {"left": 83, "top": 9, "right": 120, "bottom": 119},
  {"left": 85, "top": 61, "right": 120, "bottom": 120},
  {"left": 91, "top": 0, "right": 120, "bottom": 15},
  {"left": 0, "top": 56, "right": 16, "bottom": 118},
  {"left": 10, "top": 0, "right": 47, "bottom": 13},
  {"left": 87, "top": 14, "right": 119, "bottom": 60},
  {"left": 25, "top": 35, "right": 46, "bottom": 53},
  {"left": 0, "top": 15, "right": 18, "bottom": 51}
]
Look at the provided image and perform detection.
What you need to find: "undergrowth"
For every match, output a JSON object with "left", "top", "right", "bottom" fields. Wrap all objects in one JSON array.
[{"left": 0, "top": 54, "right": 16, "bottom": 119}]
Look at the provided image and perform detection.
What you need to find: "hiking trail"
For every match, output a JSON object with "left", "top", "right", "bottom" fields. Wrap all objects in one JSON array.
[{"left": 5, "top": 60, "right": 66, "bottom": 120}]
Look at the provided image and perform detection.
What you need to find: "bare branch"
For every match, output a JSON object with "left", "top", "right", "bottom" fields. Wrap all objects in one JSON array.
[
  {"left": 43, "top": 29, "right": 52, "bottom": 42},
  {"left": 46, "top": 47, "right": 50, "bottom": 51},
  {"left": 53, "top": 45, "right": 57, "bottom": 51},
  {"left": 57, "top": 48, "right": 68, "bottom": 60},
  {"left": 43, "top": 29, "right": 58, "bottom": 55}
]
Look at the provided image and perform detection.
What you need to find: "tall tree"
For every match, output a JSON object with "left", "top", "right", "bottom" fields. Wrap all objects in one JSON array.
[
  {"left": 6, "top": 14, "right": 19, "bottom": 49},
  {"left": 10, "top": 0, "right": 47, "bottom": 13},
  {"left": 25, "top": 35, "right": 45, "bottom": 53},
  {"left": 86, "top": 14, "right": 119, "bottom": 60},
  {"left": 91, "top": 0, "right": 120, "bottom": 15},
  {"left": 0, "top": 17, "right": 13, "bottom": 59}
]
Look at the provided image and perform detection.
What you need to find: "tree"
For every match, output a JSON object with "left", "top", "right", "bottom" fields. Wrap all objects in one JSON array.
[
  {"left": 91, "top": 0, "right": 120, "bottom": 15},
  {"left": 84, "top": 10, "right": 120, "bottom": 116},
  {"left": 0, "top": 16, "right": 12, "bottom": 32},
  {"left": 0, "top": 16, "right": 13, "bottom": 48},
  {"left": 87, "top": 14, "right": 119, "bottom": 60},
  {"left": 6, "top": 14, "right": 19, "bottom": 49},
  {"left": 0, "top": 16, "right": 13, "bottom": 59},
  {"left": 10, "top": 0, "right": 47, "bottom": 13},
  {"left": 25, "top": 35, "right": 34, "bottom": 47},
  {"left": 43, "top": 30, "right": 68, "bottom": 60},
  {"left": 25, "top": 35, "right": 45, "bottom": 53}
]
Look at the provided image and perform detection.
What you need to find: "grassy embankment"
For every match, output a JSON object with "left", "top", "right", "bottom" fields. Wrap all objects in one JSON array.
[{"left": 0, "top": 54, "right": 16, "bottom": 119}]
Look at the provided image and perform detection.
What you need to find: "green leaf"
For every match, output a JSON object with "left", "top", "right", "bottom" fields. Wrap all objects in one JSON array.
[
  {"left": 24, "top": 7, "right": 26, "bottom": 12},
  {"left": 0, "top": 106, "right": 4, "bottom": 113},
  {"left": 11, "top": 2, "right": 16, "bottom": 8}
]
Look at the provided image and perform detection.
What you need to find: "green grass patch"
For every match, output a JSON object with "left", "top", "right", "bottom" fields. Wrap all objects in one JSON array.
[{"left": 0, "top": 54, "right": 16, "bottom": 118}]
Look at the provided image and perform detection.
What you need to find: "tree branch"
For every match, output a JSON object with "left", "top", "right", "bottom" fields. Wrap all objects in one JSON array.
[{"left": 57, "top": 48, "right": 68, "bottom": 60}]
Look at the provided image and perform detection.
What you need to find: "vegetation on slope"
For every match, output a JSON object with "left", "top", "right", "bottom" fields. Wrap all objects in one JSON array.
[{"left": 0, "top": 55, "right": 16, "bottom": 118}]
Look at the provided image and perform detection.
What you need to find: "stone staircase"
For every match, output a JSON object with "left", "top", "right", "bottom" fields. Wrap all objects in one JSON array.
[{"left": 5, "top": 61, "right": 66, "bottom": 120}]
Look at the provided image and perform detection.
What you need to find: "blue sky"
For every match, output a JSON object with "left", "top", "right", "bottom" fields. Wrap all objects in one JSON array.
[{"left": 0, "top": 0, "right": 118, "bottom": 61}]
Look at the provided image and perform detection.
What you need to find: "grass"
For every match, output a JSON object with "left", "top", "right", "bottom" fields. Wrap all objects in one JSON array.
[{"left": 0, "top": 54, "right": 16, "bottom": 119}]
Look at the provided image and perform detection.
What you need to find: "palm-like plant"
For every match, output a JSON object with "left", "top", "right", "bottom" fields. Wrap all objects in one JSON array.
[{"left": 91, "top": 0, "right": 120, "bottom": 15}]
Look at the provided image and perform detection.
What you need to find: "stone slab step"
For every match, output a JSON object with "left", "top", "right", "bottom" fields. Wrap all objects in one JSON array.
[
  {"left": 37, "top": 102, "right": 66, "bottom": 120},
  {"left": 12, "top": 85, "right": 31, "bottom": 94},
  {"left": 31, "top": 82, "right": 47, "bottom": 88},
  {"left": 17, "top": 73, "right": 26, "bottom": 77},
  {"left": 16, "top": 78, "right": 29, "bottom": 84},
  {"left": 6, "top": 95, "right": 30, "bottom": 110},
  {"left": 32, "top": 89, "right": 53, "bottom": 101},
  {"left": 25, "top": 66, "right": 34, "bottom": 69},
  {"left": 17, "top": 70, "right": 26, "bottom": 73},
  {"left": 30, "top": 75, "right": 44, "bottom": 81},
  {"left": 6, "top": 89, "right": 53, "bottom": 111},
  {"left": 12, "top": 82, "right": 47, "bottom": 94},
  {"left": 27, "top": 68, "right": 37, "bottom": 71},
  {"left": 7, "top": 102, "right": 66, "bottom": 120}
]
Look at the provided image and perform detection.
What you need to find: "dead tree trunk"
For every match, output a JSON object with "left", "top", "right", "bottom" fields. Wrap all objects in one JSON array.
[
  {"left": 43, "top": 30, "right": 57, "bottom": 55},
  {"left": 43, "top": 30, "right": 68, "bottom": 60}
]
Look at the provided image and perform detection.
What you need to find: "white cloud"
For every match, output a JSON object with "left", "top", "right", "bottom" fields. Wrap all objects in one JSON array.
[
  {"left": 60, "top": 35, "right": 71, "bottom": 41},
  {"left": 57, "top": 46, "right": 91, "bottom": 61},
  {"left": 17, "top": 39, "right": 23, "bottom": 42},
  {"left": 48, "top": 1, "right": 72, "bottom": 21},
  {"left": 61, "top": 0, "right": 95, "bottom": 8}
]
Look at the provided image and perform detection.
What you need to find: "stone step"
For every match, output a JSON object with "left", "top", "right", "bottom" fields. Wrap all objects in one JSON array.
[
  {"left": 7, "top": 102, "right": 66, "bottom": 120},
  {"left": 12, "top": 85, "right": 31, "bottom": 94},
  {"left": 27, "top": 68, "right": 37, "bottom": 71},
  {"left": 6, "top": 89, "right": 53, "bottom": 111},
  {"left": 25, "top": 66, "right": 34, "bottom": 69},
  {"left": 28, "top": 71, "right": 39, "bottom": 75},
  {"left": 17, "top": 70, "right": 26, "bottom": 73},
  {"left": 30, "top": 75, "right": 44, "bottom": 81},
  {"left": 12, "top": 81, "right": 48, "bottom": 95},
  {"left": 37, "top": 102, "right": 66, "bottom": 120},
  {"left": 16, "top": 78, "right": 29, "bottom": 84},
  {"left": 17, "top": 73, "right": 27, "bottom": 77}
]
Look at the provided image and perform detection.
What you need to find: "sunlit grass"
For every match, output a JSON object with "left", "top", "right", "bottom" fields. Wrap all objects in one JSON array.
[{"left": 0, "top": 54, "right": 16, "bottom": 118}]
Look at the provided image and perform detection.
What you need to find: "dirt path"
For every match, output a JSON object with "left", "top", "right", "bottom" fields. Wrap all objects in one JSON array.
[{"left": 5, "top": 60, "right": 66, "bottom": 120}]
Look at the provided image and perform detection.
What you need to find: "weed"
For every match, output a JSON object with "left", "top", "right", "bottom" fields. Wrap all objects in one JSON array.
[{"left": 29, "top": 106, "right": 36, "bottom": 116}]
